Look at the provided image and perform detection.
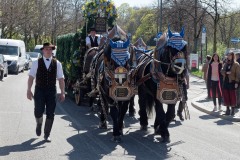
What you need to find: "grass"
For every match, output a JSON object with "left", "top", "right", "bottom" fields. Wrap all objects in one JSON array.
[{"left": 190, "top": 68, "right": 203, "bottom": 78}]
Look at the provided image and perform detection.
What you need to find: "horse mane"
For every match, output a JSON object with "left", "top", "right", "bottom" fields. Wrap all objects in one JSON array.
[
  {"left": 133, "top": 38, "right": 147, "bottom": 49},
  {"left": 154, "top": 33, "right": 168, "bottom": 60},
  {"left": 108, "top": 25, "right": 127, "bottom": 41},
  {"left": 104, "top": 25, "right": 128, "bottom": 64}
]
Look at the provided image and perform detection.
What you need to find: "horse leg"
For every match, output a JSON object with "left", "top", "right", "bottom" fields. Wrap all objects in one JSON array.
[
  {"left": 154, "top": 101, "right": 165, "bottom": 135},
  {"left": 138, "top": 91, "right": 148, "bottom": 131},
  {"left": 99, "top": 106, "right": 108, "bottom": 129},
  {"left": 118, "top": 101, "right": 129, "bottom": 135},
  {"left": 128, "top": 96, "right": 136, "bottom": 117},
  {"left": 110, "top": 106, "right": 121, "bottom": 142},
  {"left": 166, "top": 104, "right": 176, "bottom": 125},
  {"left": 98, "top": 93, "right": 107, "bottom": 129},
  {"left": 158, "top": 104, "right": 175, "bottom": 143},
  {"left": 138, "top": 85, "right": 148, "bottom": 131},
  {"left": 154, "top": 101, "right": 170, "bottom": 143},
  {"left": 177, "top": 101, "right": 184, "bottom": 121},
  {"left": 89, "top": 97, "right": 94, "bottom": 109}
]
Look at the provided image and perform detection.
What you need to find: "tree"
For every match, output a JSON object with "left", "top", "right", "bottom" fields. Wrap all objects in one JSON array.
[
  {"left": 133, "top": 13, "right": 157, "bottom": 43},
  {"left": 200, "top": 0, "right": 232, "bottom": 52},
  {"left": 116, "top": 3, "right": 131, "bottom": 31}
]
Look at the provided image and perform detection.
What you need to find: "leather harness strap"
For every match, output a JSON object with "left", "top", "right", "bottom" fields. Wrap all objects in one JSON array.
[{"left": 136, "top": 73, "right": 151, "bottom": 86}]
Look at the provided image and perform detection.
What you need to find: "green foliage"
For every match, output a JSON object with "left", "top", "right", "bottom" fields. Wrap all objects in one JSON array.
[
  {"left": 82, "top": 0, "right": 118, "bottom": 28},
  {"left": 56, "top": 0, "right": 118, "bottom": 81},
  {"left": 56, "top": 33, "right": 82, "bottom": 80},
  {"left": 204, "top": 42, "right": 227, "bottom": 60},
  {"left": 132, "top": 13, "right": 157, "bottom": 43},
  {"left": 191, "top": 68, "right": 202, "bottom": 78}
]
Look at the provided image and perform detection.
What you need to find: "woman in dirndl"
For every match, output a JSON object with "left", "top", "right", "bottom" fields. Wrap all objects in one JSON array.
[{"left": 221, "top": 52, "right": 239, "bottom": 116}]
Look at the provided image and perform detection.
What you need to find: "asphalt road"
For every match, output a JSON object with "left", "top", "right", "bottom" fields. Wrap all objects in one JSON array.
[{"left": 0, "top": 72, "right": 240, "bottom": 160}]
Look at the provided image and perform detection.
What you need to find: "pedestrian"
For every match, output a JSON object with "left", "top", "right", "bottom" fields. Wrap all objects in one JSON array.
[
  {"left": 207, "top": 53, "right": 223, "bottom": 111},
  {"left": 27, "top": 42, "right": 65, "bottom": 142},
  {"left": 86, "top": 27, "right": 100, "bottom": 49},
  {"left": 236, "top": 53, "right": 240, "bottom": 108},
  {"left": 221, "top": 52, "right": 239, "bottom": 116},
  {"left": 202, "top": 55, "right": 212, "bottom": 99}
]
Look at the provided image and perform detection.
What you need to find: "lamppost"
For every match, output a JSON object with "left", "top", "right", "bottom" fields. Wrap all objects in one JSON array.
[
  {"left": 159, "top": 0, "right": 162, "bottom": 32},
  {"left": 157, "top": 0, "right": 163, "bottom": 33}
]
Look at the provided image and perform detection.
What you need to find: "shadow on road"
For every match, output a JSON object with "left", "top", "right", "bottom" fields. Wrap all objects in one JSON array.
[
  {"left": 214, "top": 119, "right": 234, "bottom": 126},
  {"left": 0, "top": 138, "right": 45, "bottom": 156},
  {"left": 199, "top": 114, "right": 218, "bottom": 120},
  {"left": 196, "top": 99, "right": 210, "bottom": 103},
  {"left": 54, "top": 96, "right": 185, "bottom": 159}
]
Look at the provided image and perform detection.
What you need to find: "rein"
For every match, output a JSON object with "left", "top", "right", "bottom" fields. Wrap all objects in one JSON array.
[{"left": 135, "top": 48, "right": 172, "bottom": 67}]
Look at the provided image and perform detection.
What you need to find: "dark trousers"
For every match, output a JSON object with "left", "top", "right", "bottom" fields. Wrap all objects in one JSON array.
[
  {"left": 207, "top": 80, "right": 211, "bottom": 98},
  {"left": 211, "top": 80, "right": 222, "bottom": 106},
  {"left": 34, "top": 86, "right": 57, "bottom": 120}
]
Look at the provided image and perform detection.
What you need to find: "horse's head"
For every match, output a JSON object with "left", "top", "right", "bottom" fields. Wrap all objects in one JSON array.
[
  {"left": 156, "top": 26, "right": 187, "bottom": 77},
  {"left": 104, "top": 26, "right": 131, "bottom": 85},
  {"left": 129, "top": 38, "right": 149, "bottom": 67}
]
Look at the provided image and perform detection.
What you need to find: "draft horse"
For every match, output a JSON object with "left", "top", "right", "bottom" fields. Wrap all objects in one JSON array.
[
  {"left": 97, "top": 29, "right": 135, "bottom": 142},
  {"left": 136, "top": 27, "right": 188, "bottom": 143}
]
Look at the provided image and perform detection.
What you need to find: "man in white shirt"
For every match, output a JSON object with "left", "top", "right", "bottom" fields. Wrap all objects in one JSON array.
[
  {"left": 86, "top": 27, "right": 100, "bottom": 49},
  {"left": 27, "top": 42, "right": 65, "bottom": 142}
]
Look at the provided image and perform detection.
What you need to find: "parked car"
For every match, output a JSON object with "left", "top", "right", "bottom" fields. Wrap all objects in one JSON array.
[
  {"left": 27, "top": 52, "right": 42, "bottom": 61},
  {"left": 34, "top": 45, "right": 57, "bottom": 57},
  {"left": 33, "top": 45, "right": 43, "bottom": 55},
  {"left": 224, "top": 48, "right": 240, "bottom": 55},
  {"left": 0, "top": 54, "right": 8, "bottom": 80},
  {"left": 24, "top": 54, "right": 32, "bottom": 70},
  {"left": 0, "top": 39, "right": 26, "bottom": 74}
]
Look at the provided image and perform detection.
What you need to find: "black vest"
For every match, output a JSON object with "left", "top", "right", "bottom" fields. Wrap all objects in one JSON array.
[
  {"left": 89, "top": 36, "right": 98, "bottom": 47},
  {"left": 36, "top": 58, "right": 57, "bottom": 88}
]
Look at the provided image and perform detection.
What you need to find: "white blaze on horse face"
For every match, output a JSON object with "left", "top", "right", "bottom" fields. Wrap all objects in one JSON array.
[{"left": 114, "top": 73, "right": 127, "bottom": 84}]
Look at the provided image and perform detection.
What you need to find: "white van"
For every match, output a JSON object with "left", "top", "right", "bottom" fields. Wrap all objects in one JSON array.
[
  {"left": 33, "top": 45, "right": 57, "bottom": 57},
  {"left": 0, "top": 39, "right": 26, "bottom": 74}
]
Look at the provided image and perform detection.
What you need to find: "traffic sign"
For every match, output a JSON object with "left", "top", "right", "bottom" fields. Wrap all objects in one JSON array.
[
  {"left": 201, "top": 26, "right": 206, "bottom": 44},
  {"left": 202, "top": 26, "right": 206, "bottom": 33},
  {"left": 230, "top": 38, "right": 240, "bottom": 43},
  {"left": 156, "top": 32, "right": 162, "bottom": 38}
]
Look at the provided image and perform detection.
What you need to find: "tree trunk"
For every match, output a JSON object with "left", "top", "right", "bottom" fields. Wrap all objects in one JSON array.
[
  {"left": 213, "top": 19, "right": 217, "bottom": 53},
  {"left": 193, "top": 0, "right": 198, "bottom": 53}
]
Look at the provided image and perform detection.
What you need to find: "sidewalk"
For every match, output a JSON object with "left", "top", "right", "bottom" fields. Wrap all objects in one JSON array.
[{"left": 191, "top": 95, "right": 240, "bottom": 122}]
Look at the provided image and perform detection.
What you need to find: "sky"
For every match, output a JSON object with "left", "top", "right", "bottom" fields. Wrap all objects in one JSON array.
[
  {"left": 113, "top": 0, "right": 240, "bottom": 9},
  {"left": 113, "top": 0, "right": 156, "bottom": 7}
]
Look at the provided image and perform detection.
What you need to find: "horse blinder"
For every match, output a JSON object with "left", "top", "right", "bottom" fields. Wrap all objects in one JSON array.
[{"left": 171, "top": 51, "right": 186, "bottom": 75}]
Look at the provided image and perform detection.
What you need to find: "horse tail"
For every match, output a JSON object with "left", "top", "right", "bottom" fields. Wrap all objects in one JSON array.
[
  {"left": 138, "top": 84, "right": 155, "bottom": 117},
  {"left": 145, "top": 92, "right": 155, "bottom": 118}
]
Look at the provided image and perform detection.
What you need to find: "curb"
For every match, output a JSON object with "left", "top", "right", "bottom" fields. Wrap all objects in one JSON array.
[{"left": 191, "top": 95, "right": 240, "bottom": 122}]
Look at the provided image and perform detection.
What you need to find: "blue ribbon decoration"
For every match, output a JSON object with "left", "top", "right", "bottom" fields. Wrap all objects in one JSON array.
[{"left": 167, "top": 32, "right": 187, "bottom": 51}]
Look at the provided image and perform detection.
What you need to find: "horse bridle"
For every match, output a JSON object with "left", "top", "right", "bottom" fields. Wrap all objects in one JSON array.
[{"left": 133, "top": 46, "right": 186, "bottom": 76}]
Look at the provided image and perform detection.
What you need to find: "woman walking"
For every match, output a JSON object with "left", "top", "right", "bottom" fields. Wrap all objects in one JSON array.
[
  {"left": 221, "top": 52, "right": 239, "bottom": 116},
  {"left": 207, "top": 53, "right": 223, "bottom": 111}
]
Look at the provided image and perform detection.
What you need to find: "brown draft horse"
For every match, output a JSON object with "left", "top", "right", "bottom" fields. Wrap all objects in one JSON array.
[
  {"left": 96, "top": 25, "right": 135, "bottom": 142},
  {"left": 135, "top": 27, "right": 188, "bottom": 143}
]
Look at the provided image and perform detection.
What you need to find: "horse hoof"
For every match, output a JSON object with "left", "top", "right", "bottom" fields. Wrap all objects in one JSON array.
[
  {"left": 161, "top": 136, "right": 170, "bottom": 143},
  {"left": 154, "top": 126, "right": 161, "bottom": 135},
  {"left": 177, "top": 112, "right": 184, "bottom": 121},
  {"left": 140, "top": 125, "right": 147, "bottom": 131},
  {"left": 111, "top": 136, "right": 122, "bottom": 143},
  {"left": 119, "top": 130, "right": 123, "bottom": 136},
  {"left": 129, "top": 112, "right": 135, "bottom": 117},
  {"left": 99, "top": 122, "right": 107, "bottom": 129}
]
